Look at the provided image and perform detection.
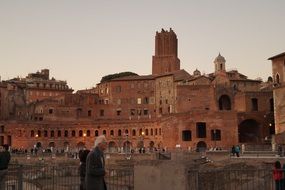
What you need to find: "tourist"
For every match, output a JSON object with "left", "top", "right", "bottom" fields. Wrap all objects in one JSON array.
[
  {"left": 79, "top": 149, "right": 90, "bottom": 190},
  {"left": 273, "top": 161, "right": 282, "bottom": 190},
  {"left": 0, "top": 144, "right": 11, "bottom": 189},
  {"left": 86, "top": 135, "right": 107, "bottom": 190},
  {"left": 235, "top": 145, "right": 240, "bottom": 157}
]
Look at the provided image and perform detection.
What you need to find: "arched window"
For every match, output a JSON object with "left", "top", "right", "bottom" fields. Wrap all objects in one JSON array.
[
  {"left": 118, "top": 129, "right": 122, "bottom": 136},
  {"left": 103, "top": 130, "right": 106, "bottom": 136},
  {"left": 95, "top": 130, "right": 99, "bottom": 137},
  {"left": 50, "top": 130, "right": 54, "bottom": 137},
  {"left": 125, "top": 129, "right": 129, "bottom": 135},
  {"left": 132, "top": 129, "right": 136, "bottom": 136},
  {"left": 37, "top": 130, "right": 41, "bottom": 137},
  {"left": 87, "top": 130, "right": 90, "bottom": 137},
  {"left": 145, "top": 129, "right": 149, "bottom": 136},
  {"left": 31, "top": 130, "right": 35, "bottom": 137},
  {"left": 218, "top": 95, "right": 231, "bottom": 110},
  {"left": 79, "top": 130, "right": 83, "bottom": 137},
  {"left": 72, "top": 130, "right": 76, "bottom": 137},
  {"left": 110, "top": 130, "right": 114, "bottom": 136},
  {"left": 64, "top": 130, "right": 68, "bottom": 137},
  {"left": 151, "top": 129, "right": 153, "bottom": 136}
]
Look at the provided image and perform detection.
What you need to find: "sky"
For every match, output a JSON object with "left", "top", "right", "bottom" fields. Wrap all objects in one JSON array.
[{"left": 0, "top": 0, "right": 284, "bottom": 91}]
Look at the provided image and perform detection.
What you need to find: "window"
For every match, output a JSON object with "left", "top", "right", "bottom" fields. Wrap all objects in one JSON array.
[
  {"left": 31, "top": 130, "right": 35, "bottom": 137},
  {"left": 87, "top": 130, "right": 90, "bottom": 137},
  {"left": 51, "top": 130, "right": 54, "bottom": 138},
  {"left": 145, "top": 129, "right": 149, "bottom": 136},
  {"left": 79, "top": 130, "right": 83, "bottom": 137},
  {"left": 115, "top": 86, "right": 121, "bottom": 93},
  {"left": 64, "top": 130, "right": 68, "bottom": 137},
  {"left": 211, "top": 129, "right": 221, "bottom": 141},
  {"left": 137, "top": 98, "right": 142, "bottom": 104},
  {"left": 251, "top": 98, "right": 258, "bottom": 111},
  {"left": 132, "top": 129, "right": 136, "bottom": 136},
  {"left": 110, "top": 130, "right": 114, "bottom": 136},
  {"left": 117, "top": 109, "right": 121, "bottom": 116},
  {"left": 88, "top": 110, "right": 92, "bottom": 117},
  {"left": 72, "top": 130, "right": 76, "bottom": 137},
  {"left": 144, "top": 97, "right": 149, "bottom": 104},
  {"left": 49, "top": 109, "right": 53, "bottom": 114},
  {"left": 103, "top": 130, "right": 106, "bottom": 136},
  {"left": 118, "top": 129, "right": 122, "bottom": 136},
  {"left": 44, "top": 130, "right": 48, "bottom": 137},
  {"left": 155, "top": 129, "right": 158, "bottom": 135},
  {"left": 137, "top": 109, "right": 142, "bottom": 115},
  {"left": 182, "top": 130, "right": 192, "bottom": 141},
  {"left": 151, "top": 129, "right": 153, "bottom": 136},
  {"left": 196, "top": 122, "right": 206, "bottom": 138},
  {"left": 0, "top": 125, "right": 4, "bottom": 133},
  {"left": 95, "top": 130, "right": 99, "bottom": 137},
  {"left": 58, "top": 130, "right": 61, "bottom": 137},
  {"left": 100, "top": 109, "right": 104, "bottom": 116},
  {"left": 143, "top": 109, "right": 148, "bottom": 115},
  {"left": 37, "top": 130, "right": 41, "bottom": 137},
  {"left": 159, "top": 128, "right": 161, "bottom": 135}
]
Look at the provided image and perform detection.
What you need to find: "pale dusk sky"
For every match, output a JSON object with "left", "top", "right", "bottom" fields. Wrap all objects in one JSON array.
[{"left": 0, "top": 0, "right": 284, "bottom": 91}]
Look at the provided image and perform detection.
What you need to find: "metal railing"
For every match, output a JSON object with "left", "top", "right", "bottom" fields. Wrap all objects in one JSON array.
[
  {"left": 2, "top": 164, "right": 134, "bottom": 190},
  {"left": 187, "top": 169, "right": 275, "bottom": 190}
]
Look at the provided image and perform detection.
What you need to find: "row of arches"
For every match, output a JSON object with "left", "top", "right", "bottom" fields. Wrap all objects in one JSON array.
[
  {"left": 35, "top": 140, "right": 160, "bottom": 151},
  {"left": 30, "top": 128, "right": 162, "bottom": 138}
]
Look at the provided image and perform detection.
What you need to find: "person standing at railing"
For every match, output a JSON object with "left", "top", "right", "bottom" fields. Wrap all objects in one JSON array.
[
  {"left": 0, "top": 144, "right": 11, "bottom": 190},
  {"left": 273, "top": 160, "right": 282, "bottom": 190},
  {"left": 86, "top": 135, "right": 107, "bottom": 190},
  {"left": 79, "top": 149, "right": 90, "bottom": 190}
]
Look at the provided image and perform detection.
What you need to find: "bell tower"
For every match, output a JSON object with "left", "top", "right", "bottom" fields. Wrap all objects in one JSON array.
[{"left": 152, "top": 28, "right": 180, "bottom": 75}]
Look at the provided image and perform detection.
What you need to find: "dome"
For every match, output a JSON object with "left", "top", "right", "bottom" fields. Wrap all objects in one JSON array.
[
  {"left": 214, "top": 53, "right": 226, "bottom": 63},
  {"left": 193, "top": 69, "right": 201, "bottom": 76}
]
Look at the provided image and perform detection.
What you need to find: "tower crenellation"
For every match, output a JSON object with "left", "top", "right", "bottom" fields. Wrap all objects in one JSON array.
[{"left": 152, "top": 28, "right": 180, "bottom": 75}]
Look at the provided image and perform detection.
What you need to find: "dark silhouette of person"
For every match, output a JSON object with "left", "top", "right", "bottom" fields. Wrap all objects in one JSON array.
[
  {"left": 0, "top": 144, "right": 11, "bottom": 189},
  {"left": 79, "top": 149, "right": 90, "bottom": 190}
]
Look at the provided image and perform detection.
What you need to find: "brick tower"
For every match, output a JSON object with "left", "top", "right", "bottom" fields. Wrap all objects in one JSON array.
[{"left": 152, "top": 28, "right": 180, "bottom": 75}]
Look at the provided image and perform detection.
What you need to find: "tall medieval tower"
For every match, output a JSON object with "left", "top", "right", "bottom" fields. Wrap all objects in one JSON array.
[{"left": 152, "top": 28, "right": 180, "bottom": 75}]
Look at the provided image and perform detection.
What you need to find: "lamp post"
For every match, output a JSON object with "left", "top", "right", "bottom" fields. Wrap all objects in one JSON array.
[{"left": 140, "top": 131, "right": 145, "bottom": 153}]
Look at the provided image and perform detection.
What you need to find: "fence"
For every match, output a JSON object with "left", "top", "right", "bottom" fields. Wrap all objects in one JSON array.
[
  {"left": 2, "top": 164, "right": 134, "bottom": 190},
  {"left": 187, "top": 169, "right": 275, "bottom": 190}
]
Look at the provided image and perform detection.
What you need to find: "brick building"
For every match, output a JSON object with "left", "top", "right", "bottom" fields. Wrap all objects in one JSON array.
[
  {"left": 0, "top": 29, "right": 274, "bottom": 152},
  {"left": 268, "top": 52, "right": 285, "bottom": 143}
]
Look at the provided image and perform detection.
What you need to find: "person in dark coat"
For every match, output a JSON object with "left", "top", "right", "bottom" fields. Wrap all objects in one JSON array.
[
  {"left": 79, "top": 149, "right": 90, "bottom": 190},
  {"left": 0, "top": 144, "right": 11, "bottom": 189},
  {"left": 85, "top": 135, "right": 107, "bottom": 190}
]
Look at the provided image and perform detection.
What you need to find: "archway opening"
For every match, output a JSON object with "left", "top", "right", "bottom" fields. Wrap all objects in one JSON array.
[
  {"left": 108, "top": 141, "right": 117, "bottom": 153},
  {"left": 238, "top": 119, "right": 260, "bottom": 143},
  {"left": 218, "top": 95, "right": 231, "bottom": 110}
]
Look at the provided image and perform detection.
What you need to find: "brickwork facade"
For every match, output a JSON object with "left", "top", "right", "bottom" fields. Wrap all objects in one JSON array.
[{"left": 0, "top": 29, "right": 275, "bottom": 152}]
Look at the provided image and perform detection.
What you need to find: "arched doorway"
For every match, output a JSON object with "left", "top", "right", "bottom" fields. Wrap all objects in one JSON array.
[
  {"left": 218, "top": 95, "right": 231, "bottom": 110},
  {"left": 108, "top": 141, "right": 117, "bottom": 153},
  {"left": 49, "top": 142, "right": 55, "bottom": 148},
  {"left": 149, "top": 141, "right": 155, "bottom": 151},
  {"left": 77, "top": 142, "right": 85, "bottom": 150},
  {"left": 238, "top": 119, "right": 260, "bottom": 143},
  {"left": 36, "top": 142, "right": 42, "bottom": 149},
  {"left": 64, "top": 142, "right": 69, "bottom": 151},
  {"left": 196, "top": 141, "right": 207, "bottom": 152},
  {"left": 123, "top": 141, "right": 132, "bottom": 153}
]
